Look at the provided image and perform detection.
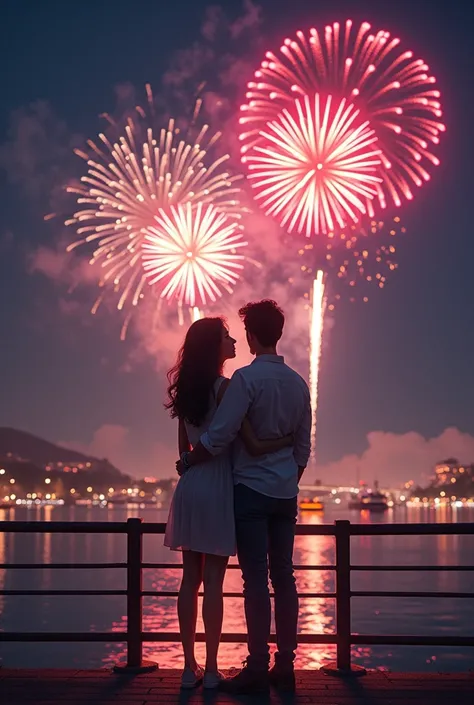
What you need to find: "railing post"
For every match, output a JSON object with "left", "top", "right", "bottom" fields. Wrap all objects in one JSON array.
[
  {"left": 114, "top": 518, "right": 158, "bottom": 673},
  {"left": 322, "top": 520, "right": 365, "bottom": 677},
  {"left": 335, "top": 519, "right": 351, "bottom": 671}
]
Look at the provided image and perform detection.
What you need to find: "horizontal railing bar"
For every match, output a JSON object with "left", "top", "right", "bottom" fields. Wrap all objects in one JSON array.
[
  {"left": 0, "top": 631, "right": 337, "bottom": 644},
  {"left": 0, "top": 589, "right": 335, "bottom": 599},
  {"left": 1, "top": 631, "right": 472, "bottom": 647},
  {"left": 352, "top": 565, "right": 474, "bottom": 572},
  {"left": 142, "top": 591, "right": 336, "bottom": 599},
  {"left": 0, "top": 521, "right": 126, "bottom": 534},
  {"left": 4, "top": 588, "right": 470, "bottom": 599},
  {"left": 352, "top": 634, "right": 474, "bottom": 647},
  {"left": 141, "top": 523, "right": 337, "bottom": 536},
  {"left": 142, "top": 632, "right": 337, "bottom": 644},
  {"left": 0, "top": 563, "right": 127, "bottom": 570},
  {"left": 135, "top": 522, "right": 167, "bottom": 534},
  {"left": 2, "top": 521, "right": 474, "bottom": 537},
  {"left": 349, "top": 523, "right": 474, "bottom": 536},
  {"left": 352, "top": 591, "right": 474, "bottom": 599},
  {"left": 0, "top": 632, "right": 126, "bottom": 642},
  {"left": 0, "top": 561, "right": 335, "bottom": 572},
  {"left": 0, "top": 521, "right": 337, "bottom": 536},
  {"left": 6, "top": 561, "right": 471, "bottom": 572},
  {"left": 141, "top": 563, "right": 335, "bottom": 571},
  {"left": 0, "top": 590, "right": 126, "bottom": 596}
]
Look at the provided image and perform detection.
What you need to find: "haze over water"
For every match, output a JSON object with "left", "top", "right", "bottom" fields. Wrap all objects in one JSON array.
[{"left": 1, "top": 504, "right": 473, "bottom": 672}]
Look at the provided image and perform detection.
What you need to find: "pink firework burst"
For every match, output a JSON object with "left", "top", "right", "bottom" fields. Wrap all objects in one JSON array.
[
  {"left": 243, "top": 93, "right": 382, "bottom": 235},
  {"left": 240, "top": 20, "right": 445, "bottom": 214}
]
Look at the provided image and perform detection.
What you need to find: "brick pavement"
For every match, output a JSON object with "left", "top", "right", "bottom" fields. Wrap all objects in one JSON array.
[{"left": 0, "top": 669, "right": 473, "bottom": 704}]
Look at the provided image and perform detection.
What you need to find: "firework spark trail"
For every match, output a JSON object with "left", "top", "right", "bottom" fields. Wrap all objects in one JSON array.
[
  {"left": 295, "top": 214, "right": 406, "bottom": 308},
  {"left": 66, "top": 85, "right": 247, "bottom": 321},
  {"left": 243, "top": 93, "right": 383, "bottom": 235},
  {"left": 309, "top": 270, "right": 326, "bottom": 461},
  {"left": 240, "top": 20, "right": 445, "bottom": 214}
]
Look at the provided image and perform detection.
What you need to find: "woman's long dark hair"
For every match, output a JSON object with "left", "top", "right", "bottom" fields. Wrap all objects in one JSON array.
[{"left": 165, "top": 317, "right": 225, "bottom": 426}]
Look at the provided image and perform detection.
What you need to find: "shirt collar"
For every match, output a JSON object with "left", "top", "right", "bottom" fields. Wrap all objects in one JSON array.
[{"left": 251, "top": 354, "right": 285, "bottom": 365}]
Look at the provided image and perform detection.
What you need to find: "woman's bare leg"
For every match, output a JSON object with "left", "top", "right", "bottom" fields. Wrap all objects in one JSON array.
[
  {"left": 202, "top": 554, "right": 229, "bottom": 672},
  {"left": 178, "top": 550, "right": 204, "bottom": 669}
]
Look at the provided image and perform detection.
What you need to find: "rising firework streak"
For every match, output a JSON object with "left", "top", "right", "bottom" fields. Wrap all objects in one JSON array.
[{"left": 309, "top": 270, "right": 326, "bottom": 460}]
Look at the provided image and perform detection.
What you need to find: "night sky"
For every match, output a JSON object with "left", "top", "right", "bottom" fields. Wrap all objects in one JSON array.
[{"left": 1, "top": 0, "right": 473, "bottom": 485}]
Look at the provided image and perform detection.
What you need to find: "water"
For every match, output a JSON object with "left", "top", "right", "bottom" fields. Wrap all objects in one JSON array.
[{"left": 0, "top": 503, "right": 473, "bottom": 672}]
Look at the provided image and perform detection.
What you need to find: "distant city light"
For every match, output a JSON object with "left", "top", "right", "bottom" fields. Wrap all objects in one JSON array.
[
  {"left": 9, "top": 478, "right": 15, "bottom": 484},
  {"left": 45, "top": 478, "right": 51, "bottom": 484}
]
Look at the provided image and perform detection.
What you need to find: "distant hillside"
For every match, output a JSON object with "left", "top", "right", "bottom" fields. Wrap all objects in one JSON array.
[{"left": 0, "top": 427, "right": 120, "bottom": 472}]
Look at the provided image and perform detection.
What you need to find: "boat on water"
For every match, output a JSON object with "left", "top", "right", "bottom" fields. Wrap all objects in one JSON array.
[
  {"left": 348, "top": 483, "right": 389, "bottom": 512},
  {"left": 299, "top": 496, "right": 324, "bottom": 511}
]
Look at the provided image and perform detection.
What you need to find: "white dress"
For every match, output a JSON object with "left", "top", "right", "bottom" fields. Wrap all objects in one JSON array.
[{"left": 164, "top": 377, "right": 236, "bottom": 557}]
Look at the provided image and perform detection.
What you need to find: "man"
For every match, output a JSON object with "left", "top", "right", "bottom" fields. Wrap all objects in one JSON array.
[{"left": 179, "top": 300, "right": 311, "bottom": 693}]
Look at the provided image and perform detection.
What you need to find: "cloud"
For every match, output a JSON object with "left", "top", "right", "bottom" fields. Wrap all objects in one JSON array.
[
  {"left": 60, "top": 424, "right": 177, "bottom": 479},
  {"left": 229, "top": 0, "right": 261, "bottom": 38},
  {"left": 162, "top": 1, "right": 263, "bottom": 111},
  {"left": 316, "top": 427, "right": 474, "bottom": 488},
  {"left": 60, "top": 424, "right": 474, "bottom": 486},
  {"left": 27, "top": 239, "right": 97, "bottom": 288},
  {"left": 0, "top": 100, "right": 81, "bottom": 212}
]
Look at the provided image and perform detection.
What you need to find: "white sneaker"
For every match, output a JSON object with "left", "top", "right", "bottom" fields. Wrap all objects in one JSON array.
[
  {"left": 203, "top": 670, "right": 224, "bottom": 689},
  {"left": 181, "top": 665, "right": 204, "bottom": 689}
]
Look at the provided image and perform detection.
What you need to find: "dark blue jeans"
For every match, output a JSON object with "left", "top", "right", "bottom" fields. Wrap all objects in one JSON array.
[{"left": 234, "top": 483, "right": 298, "bottom": 671}]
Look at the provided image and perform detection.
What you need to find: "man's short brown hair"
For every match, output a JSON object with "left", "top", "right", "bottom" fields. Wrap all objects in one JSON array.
[{"left": 238, "top": 299, "right": 284, "bottom": 347}]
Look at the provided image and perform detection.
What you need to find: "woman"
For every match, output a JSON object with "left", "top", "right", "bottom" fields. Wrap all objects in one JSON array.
[{"left": 164, "top": 317, "right": 292, "bottom": 689}]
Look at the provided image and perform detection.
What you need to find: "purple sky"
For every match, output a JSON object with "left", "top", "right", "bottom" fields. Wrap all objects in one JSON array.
[{"left": 1, "top": 0, "right": 473, "bottom": 487}]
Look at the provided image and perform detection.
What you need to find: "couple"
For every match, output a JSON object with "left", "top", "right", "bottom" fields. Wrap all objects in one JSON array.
[{"left": 164, "top": 299, "right": 311, "bottom": 694}]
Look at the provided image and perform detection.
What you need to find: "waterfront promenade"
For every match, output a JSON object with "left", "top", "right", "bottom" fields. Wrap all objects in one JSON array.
[
  {"left": 1, "top": 668, "right": 473, "bottom": 704},
  {"left": 1, "top": 517, "right": 474, "bottom": 701}
]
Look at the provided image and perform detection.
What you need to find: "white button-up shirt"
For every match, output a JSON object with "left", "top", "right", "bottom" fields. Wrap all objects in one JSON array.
[{"left": 200, "top": 354, "right": 312, "bottom": 499}]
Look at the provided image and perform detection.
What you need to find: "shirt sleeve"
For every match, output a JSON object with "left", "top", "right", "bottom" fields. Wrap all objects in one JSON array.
[
  {"left": 200, "top": 370, "right": 251, "bottom": 455},
  {"left": 293, "top": 384, "right": 312, "bottom": 467}
]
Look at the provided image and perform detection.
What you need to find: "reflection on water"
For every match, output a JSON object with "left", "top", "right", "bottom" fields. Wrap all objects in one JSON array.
[{"left": 0, "top": 504, "right": 473, "bottom": 671}]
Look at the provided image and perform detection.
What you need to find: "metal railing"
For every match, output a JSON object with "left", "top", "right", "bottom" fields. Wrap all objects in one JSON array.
[{"left": 0, "top": 519, "right": 473, "bottom": 674}]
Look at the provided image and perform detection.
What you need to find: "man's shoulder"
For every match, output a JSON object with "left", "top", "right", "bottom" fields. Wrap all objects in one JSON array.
[
  {"left": 282, "top": 363, "right": 310, "bottom": 391},
  {"left": 233, "top": 364, "right": 253, "bottom": 379},
  {"left": 236, "top": 360, "right": 308, "bottom": 390}
]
